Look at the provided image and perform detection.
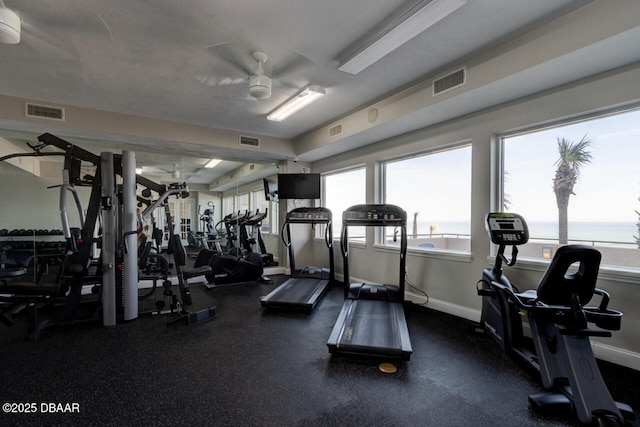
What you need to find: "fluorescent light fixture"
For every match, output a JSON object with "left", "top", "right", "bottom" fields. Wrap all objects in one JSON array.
[
  {"left": 337, "top": 0, "right": 467, "bottom": 75},
  {"left": 267, "top": 86, "right": 326, "bottom": 122},
  {"left": 204, "top": 158, "right": 222, "bottom": 168},
  {"left": 135, "top": 167, "right": 143, "bottom": 174}
]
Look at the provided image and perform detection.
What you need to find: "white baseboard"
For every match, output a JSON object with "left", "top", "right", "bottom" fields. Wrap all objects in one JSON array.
[
  {"left": 406, "top": 291, "right": 640, "bottom": 371},
  {"left": 405, "top": 291, "right": 481, "bottom": 323}
]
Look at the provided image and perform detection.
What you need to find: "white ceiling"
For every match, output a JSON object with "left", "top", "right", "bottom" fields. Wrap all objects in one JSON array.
[{"left": 0, "top": 0, "right": 637, "bottom": 186}]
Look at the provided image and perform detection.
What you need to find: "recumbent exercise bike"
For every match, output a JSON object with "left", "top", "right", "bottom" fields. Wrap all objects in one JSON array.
[{"left": 477, "top": 212, "right": 634, "bottom": 426}]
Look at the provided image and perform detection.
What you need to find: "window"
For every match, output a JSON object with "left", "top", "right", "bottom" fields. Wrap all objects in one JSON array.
[
  {"left": 322, "top": 167, "right": 366, "bottom": 241},
  {"left": 222, "top": 195, "right": 234, "bottom": 217},
  {"left": 236, "top": 193, "right": 249, "bottom": 212},
  {"left": 383, "top": 145, "right": 472, "bottom": 252},
  {"left": 252, "top": 189, "right": 270, "bottom": 233},
  {"left": 502, "top": 107, "right": 640, "bottom": 269}
]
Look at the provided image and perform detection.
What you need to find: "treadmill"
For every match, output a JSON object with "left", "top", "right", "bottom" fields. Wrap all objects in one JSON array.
[
  {"left": 326, "top": 204, "right": 412, "bottom": 360},
  {"left": 260, "top": 207, "right": 334, "bottom": 312}
]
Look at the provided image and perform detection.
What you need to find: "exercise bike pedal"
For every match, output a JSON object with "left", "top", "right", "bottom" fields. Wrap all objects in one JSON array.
[{"left": 528, "top": 391, "right": 571, "bottom": 416}]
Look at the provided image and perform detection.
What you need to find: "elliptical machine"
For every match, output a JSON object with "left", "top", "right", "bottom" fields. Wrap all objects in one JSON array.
[
  {"left": 240, "top": 209, "right": 277, "bottom": 267},
  {"left": 477, "top": 212, "right": 634, "bottom": 426},
  {"left": 193, "top": 210, "right": 267, "bottom": 288}
]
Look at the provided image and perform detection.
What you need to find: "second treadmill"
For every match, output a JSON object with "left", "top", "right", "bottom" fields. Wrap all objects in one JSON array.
[
  {"left": 260, "top": 207, "right": 334, "bottom": 312},
  {"left": 326, "top": 204, "right": 412, "bottom": 360}
]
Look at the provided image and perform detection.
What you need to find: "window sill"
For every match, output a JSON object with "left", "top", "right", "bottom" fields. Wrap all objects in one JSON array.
[
  {"left": 487, "top": 256, "right": 640, "bottom": 285},
  {"left": 376, "top": 244, "right": 473, "bottom": 262}
]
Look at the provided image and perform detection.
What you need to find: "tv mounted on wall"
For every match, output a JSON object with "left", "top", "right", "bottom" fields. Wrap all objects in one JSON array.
[
  {"left": 277, "top": 173, "right": 321, "bottom": 199},
  {"left": 263, "top": 178, "right": 278, "bottom": 202}
]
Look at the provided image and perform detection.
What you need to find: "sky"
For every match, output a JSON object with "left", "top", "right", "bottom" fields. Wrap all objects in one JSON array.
[
  {"left": 323, "top": 106, "right": 640, "bottom": 229},
  {"left": 505, "top": 107, "right": 640, "bottom": 222}
]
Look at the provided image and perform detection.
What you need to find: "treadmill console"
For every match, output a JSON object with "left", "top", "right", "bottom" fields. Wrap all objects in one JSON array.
[
  {"left": 245, "top": 210, "right": 267, "bottom": 224},
  {"left": 343, "top": 204, "right": 406, "bottom": 226},
  {"left": 286, "top": 207, "right": 332, "bottom": 223},
  {"left": 486, "top": 212, "right": 529, "bottom": 245}
]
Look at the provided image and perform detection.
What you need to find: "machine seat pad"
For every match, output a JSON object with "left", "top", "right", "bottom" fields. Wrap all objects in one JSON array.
[
  {"left": 182, "top": 266, "right": 212, "bottom": 280},
  {"left": 535, "top": 245, "right": 601, "bottom": 306},
  {"left": 0, "top": 282, "right": 58, "bottom": 296},
  {"left": 515, "top": 289, "right": 538, "bottom": 303}
]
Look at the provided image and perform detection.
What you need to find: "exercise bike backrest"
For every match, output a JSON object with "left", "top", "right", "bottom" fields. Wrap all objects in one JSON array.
[
  {"left": 485, "top": 212, "right": 529, "bottom": 273},
  {"left": 536, "top": 244, "right": 600, "bottom": 307}
]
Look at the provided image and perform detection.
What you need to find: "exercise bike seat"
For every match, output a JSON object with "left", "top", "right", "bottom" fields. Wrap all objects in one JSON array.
[{"left": 516, "top": 245, "right": 622, "bottom": 334}]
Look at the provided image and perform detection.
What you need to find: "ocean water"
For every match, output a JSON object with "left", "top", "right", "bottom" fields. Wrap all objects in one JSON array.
[{"left": 412, "top": 221, "right": 638, "bottom": 244}]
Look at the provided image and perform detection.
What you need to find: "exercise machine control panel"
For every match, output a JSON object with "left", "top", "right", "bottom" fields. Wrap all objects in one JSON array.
[
  {"left": 286, "top": 207, "right": 332, "bottom": 223},
  {"left": 343, "top": 204, "right": 406, "bottom": 226},
  {"left": 245, "top": 210, "right": 268, "bottom": 224},
  {"left": 486, "top": 212, "right": 529, "bottom": 245}
]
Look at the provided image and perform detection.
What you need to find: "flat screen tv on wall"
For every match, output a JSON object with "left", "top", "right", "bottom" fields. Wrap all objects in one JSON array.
[
  {"left": 263, "top": 178, "right": 278, "bottom": 202},
  {"left": 277, "top": 173, "right": 321, "bottom": 199}
]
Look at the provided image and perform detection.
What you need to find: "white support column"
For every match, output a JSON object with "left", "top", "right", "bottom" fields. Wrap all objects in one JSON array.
[
  {"left": 100, "top": 152, "right": 116, "bottom": 326},
  {"left": 122, "top": 151, "right": 138, "bottom": 320}
]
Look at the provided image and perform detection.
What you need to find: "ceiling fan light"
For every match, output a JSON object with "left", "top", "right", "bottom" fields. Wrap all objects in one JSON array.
[
  {"left": 0, "top": 6, "right": 20, "bottom": 44},
  {"left": 249, "top": 74, "right": 272, "bottom": 99}
]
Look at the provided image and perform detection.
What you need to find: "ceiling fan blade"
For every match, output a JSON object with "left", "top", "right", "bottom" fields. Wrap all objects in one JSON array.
[
  {"left": 20, "top": 20, "right": 77, "bottom": 59},
  {"left": 204, "top": 42, "right": 254, "bottom": 76},
  {"left": 272, "top": 50, "right": 314, "bottom": 82},
  {"left": 195, "top": 74, "right": 246, "bottom": 87}
]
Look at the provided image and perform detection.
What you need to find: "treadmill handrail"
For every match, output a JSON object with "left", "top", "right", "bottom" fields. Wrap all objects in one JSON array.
[
  {"left": 324, "top": 219, "right": 333, "bottom": 249},
  {"left": 340, "top": 204, "right": 407, "bottom": 299},
  {"left": 281, "top": 219, "right": 291, "bottom": 247},
  {"left": 282, "top": 207, "right": 334, "bottom": 276}
]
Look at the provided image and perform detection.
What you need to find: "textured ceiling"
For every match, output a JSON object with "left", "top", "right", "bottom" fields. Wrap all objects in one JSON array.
[{"left": 0, "top": 0, "right": 612, "bottom": 184}]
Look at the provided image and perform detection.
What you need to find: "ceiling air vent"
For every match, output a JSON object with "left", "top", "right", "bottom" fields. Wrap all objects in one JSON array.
[
  {"left": 328, "top": 123, "right": 343, "bottom": 138},
  {"left": 25, "top": 103, "right": 65, "bottom": 121},
  {"left": 239, "top": 135, "right": 260, "bottom": 147},
  {"left": 433, "top": 68, "right": 465, "bottom": 96}
]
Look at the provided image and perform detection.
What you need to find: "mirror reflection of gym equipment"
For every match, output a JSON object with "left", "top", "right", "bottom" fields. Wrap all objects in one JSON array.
[{"left": 0, "top": 133, "right": 217, "bottom": 338}]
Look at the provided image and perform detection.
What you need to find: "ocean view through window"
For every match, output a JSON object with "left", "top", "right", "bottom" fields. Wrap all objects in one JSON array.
[
  {"left": 384, "top": 145, "right": 472, "bottom": 252},
  {"left": 502, "top": 106, "right": 640, "bottom": 268}
]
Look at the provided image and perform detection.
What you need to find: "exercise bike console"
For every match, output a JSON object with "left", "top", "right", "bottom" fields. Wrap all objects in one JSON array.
[{"left": 486, "top": 212, "right": 528, "bottom": 245}]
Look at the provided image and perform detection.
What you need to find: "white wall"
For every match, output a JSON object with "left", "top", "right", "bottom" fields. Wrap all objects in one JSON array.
[
  {"left": 0, "top": 166, "right": 92, "bottom": 232},
  {"left": 311, "top": 63, "right": 640, "bottom": 371}
]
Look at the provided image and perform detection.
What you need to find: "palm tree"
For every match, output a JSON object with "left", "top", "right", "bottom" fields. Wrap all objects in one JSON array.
[{"left": 553, "top": 135, "right": 593, "bottom": 244}]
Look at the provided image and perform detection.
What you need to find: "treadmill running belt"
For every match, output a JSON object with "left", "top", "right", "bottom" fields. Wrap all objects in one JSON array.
[
  {"left": 328, "top": 298, "right": 412, "bottom": 360},
  {"left": 260, "top": 277, "right": 329, "bottom": 310}
]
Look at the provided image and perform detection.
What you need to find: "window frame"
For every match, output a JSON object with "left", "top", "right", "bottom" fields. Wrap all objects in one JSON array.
[
  {"left": 320, "top": 165, "right": 367, "bottom": 245},
  {"left": 496, "top": 104, "right": 640, "bottom": 281},
  {"left": 378, "top": 143, "right": 473, "bottom": 261}
]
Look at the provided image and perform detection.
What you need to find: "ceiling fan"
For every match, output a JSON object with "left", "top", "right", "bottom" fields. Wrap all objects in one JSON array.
[
  {"left": 0, "top": 1, "right": 20, "bottom": 44},
  {"left": 140, "top": 163, "right": 192, "bottom": 181},
  {"left": 0, "top": 1, "right": 111, "bottom": 57},
  {"left": 197, "top": 43, "right": 314, "bottom": 101},
  {"left": 247, "top": 51, "right": 272, "bottom": 100}
]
